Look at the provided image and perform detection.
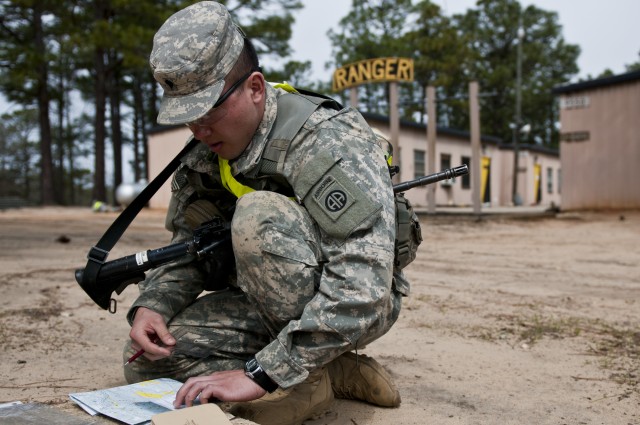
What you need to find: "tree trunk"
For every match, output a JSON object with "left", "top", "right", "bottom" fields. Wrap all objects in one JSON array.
[
  {"left": 33, "top": 3, "right": 55, "bottom": 205},
  {"left": 56, "top": 70, "right": 65, "bottom": 204},
  {"left": 66, "top": 104, "right": 76, "bottom": 205},
  {"left": 132, "top": 75, "right": 143, "bottom": 182},
  {"left": 144, "top": 75, "right": 156, "bottom": 180},
  {"left": 109, "top": 62, "right": 123, "bottom": 204},
  {"left": 93, "top": 44, "right": 107, "bottom": 203}
]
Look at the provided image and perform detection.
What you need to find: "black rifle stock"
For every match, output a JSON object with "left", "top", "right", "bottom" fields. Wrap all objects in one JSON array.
[
  {"left": 75, "top": 217, "right": 231, "bottom": 310},
  {"left": 76, "top": 165, "right": 468, "bottom": 310}
]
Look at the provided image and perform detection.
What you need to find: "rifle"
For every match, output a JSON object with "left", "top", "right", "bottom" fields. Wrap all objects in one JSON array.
[
  {"left": 393, "top": 164, "right": 468, "bottom": 193},
  {"left": 75, "top": 218, "right": 231, "bottom": 311},
  {"left": 75, "top": 164, "right": 468, "bottom": 311}
]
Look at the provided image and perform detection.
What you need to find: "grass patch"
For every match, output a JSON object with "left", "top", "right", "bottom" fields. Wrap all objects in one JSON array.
[{"left": 487, "top": 313, "right": 639, "bottom": 397}]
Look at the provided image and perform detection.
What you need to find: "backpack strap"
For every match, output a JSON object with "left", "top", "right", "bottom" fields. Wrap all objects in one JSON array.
[
  {"left": 78, "top": 137, "right": 200, "bottom": 312},
  {"left": 259, "top": 91, "right": 342, "bottom": 177}
]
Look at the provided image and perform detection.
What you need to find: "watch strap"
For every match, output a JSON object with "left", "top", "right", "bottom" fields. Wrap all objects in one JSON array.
[{"left": 245, "top": 358, "right": 278, "bottom": 393}]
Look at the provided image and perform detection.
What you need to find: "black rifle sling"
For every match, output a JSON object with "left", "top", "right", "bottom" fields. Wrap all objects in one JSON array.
[{"left": 80, "top": 137, "right": 199, "bottom": 311}]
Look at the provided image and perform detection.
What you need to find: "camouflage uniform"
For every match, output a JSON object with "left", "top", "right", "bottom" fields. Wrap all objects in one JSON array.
[{"left": 125, "top": 80, "right": 409, "bottom": 390}]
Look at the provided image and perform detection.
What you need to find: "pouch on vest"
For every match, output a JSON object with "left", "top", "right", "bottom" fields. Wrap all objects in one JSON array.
[
  {"left": 394, "top": 193, "right": 422, "bottom": 270},
  {"left": 372, "top": 129, "right": 423, "bottom": 270}
]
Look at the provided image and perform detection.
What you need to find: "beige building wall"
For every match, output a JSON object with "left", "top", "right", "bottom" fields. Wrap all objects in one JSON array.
[
  {"left": 555, "top": 71, "right": 640, "bottom": 210},
  {"left": 495, "top": 147, "right": 562, "bottom": 208},
  {"left": 147, "top": 126, "right": 192, "bottom": 209},
  {"left": 370, "top": 121, "right": 474, "bottom": 207}
]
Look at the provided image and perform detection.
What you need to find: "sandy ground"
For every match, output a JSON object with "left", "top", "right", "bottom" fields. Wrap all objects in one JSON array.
[{"left": 0, "top": 207, "right": 638, "bottom": 425}]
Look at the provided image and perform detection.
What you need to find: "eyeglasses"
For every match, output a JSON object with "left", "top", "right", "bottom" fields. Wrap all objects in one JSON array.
[{"left": 186, "top": 69, "right": 256, "bottom": 129}]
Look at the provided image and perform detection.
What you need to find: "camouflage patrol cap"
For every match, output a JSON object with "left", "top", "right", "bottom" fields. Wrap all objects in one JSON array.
[{"left": 150, "top": 1, "right": 244, "bottom": 125}]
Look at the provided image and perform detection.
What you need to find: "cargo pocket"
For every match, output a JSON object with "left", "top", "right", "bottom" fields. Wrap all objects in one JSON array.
[{"left": 260, "top": 225, "right": 319, "bottom": 268}]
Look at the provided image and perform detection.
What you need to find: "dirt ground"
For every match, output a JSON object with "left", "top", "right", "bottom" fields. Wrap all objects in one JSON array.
[{"left": 0, "top": 207, "right": 638, "bottom": 425}]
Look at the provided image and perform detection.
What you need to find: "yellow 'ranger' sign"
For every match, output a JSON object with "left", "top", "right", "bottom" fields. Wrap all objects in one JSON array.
[{"left": 332, "top": 57, "right": 414, "bottom": 91}]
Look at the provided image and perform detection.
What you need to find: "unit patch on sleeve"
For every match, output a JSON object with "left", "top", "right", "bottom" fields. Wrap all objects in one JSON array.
[
  {"left": 299, "top": 154, "right": 382, "bottom": 241},
  {"left": 314, "top": 175, "right": 354, "bottom": 219}
]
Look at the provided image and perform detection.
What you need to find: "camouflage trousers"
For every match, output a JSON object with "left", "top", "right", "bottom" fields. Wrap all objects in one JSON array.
[{"left": 124, "top": 191, "right": 401, "bottom": 384}]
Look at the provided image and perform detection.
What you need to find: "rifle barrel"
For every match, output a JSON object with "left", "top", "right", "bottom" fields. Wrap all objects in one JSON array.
[{"left": 393, "top": 164, "right": 469, "bottom": 193}]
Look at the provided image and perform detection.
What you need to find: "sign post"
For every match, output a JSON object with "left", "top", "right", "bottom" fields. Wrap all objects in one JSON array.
[
  {"left": 469, "top": 81, "right": 482, "bottom": 215},
  {"left": 426, "top": 85, "right": 436, "bottom": 213}
]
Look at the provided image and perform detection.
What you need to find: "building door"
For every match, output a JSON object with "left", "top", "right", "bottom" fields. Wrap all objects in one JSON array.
[
  {"left": 534, "top": 163, "right": 542, "bottom": 204},
  {"left": 481, "top": 157, "right": 491, "bottom": 203}
]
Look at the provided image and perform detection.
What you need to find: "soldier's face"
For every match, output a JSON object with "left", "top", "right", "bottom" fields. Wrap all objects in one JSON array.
[{"left": 187, "top": 71, "right": 265, "bottom": 160}]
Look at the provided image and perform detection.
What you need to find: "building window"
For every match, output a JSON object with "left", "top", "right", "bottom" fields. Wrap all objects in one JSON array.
[
  {"left": 547, "top": 167, "right": 553, "bottom": 194},
  {"left": 557, "top": 169, "right": 562, "bottom": 194},
  {"left": 414, "top": 150, "right": 425, "bottom": 179},
  {"left": 461, "top": 156, "right": 471, "bottom": 189}
]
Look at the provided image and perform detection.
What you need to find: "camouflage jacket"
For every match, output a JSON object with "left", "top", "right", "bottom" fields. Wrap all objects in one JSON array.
[{"left": 128, "top": 84, "right": 406, "bottom": 387}]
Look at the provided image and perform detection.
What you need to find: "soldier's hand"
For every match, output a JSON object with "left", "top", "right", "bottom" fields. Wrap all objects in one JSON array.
[
  {"left": 174, "top": 370, "right": 266, "bottom": 406},
  {"left": 129, "top": 307, "right": 176, "bottom": 360}
]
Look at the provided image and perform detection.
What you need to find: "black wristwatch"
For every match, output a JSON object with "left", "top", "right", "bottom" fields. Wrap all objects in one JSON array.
[{"left": 244, "top": 358, "right": 278, "bottom": 393}]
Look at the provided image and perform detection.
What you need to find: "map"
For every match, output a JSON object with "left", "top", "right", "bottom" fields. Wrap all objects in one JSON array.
[{"left": 69, "top": 378, "right": 183, "bottom": 425}]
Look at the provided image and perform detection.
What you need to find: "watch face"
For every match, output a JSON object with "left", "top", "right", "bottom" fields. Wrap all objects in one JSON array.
[{"left": 245, "top": 358, "right": 259, "bottom": 377}]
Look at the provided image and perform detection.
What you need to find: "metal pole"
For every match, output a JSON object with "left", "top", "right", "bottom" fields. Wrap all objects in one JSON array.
[
  {"left": 426, "top": 85, "right": 436, "bottom": 214},
  {"left": 512, "top": 17, "right": 524, "bottom": 206},
  {"left": 389, "top": 82, "right": 400, "bottom": 184},
  {"left": 469, "top": 81, "right": 482, "bottom": 215},
  {"left": 349, "top": 87, "right": 358, "bottom": 109}
]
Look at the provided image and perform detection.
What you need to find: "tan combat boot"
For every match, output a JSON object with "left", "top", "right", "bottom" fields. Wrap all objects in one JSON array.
[
  {"left": 229, "top": 367, "right": 334, "bottom": 425},
  {"left": 326, "top": 351, "right": 401, "bottom": 407}
]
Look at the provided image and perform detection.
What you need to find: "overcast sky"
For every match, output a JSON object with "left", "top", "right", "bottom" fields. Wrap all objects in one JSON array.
[{"left": 286, "top": 0, "right": 640, "bottom": 83}]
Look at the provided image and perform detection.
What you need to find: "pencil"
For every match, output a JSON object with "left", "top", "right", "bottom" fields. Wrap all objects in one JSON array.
[{"left": 124, "top": 348, "right": 145, "bottom": 366}]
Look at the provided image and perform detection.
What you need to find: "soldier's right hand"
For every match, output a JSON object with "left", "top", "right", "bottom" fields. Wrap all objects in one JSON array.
[{"left": 129, "top": 307, "right": 176, "bottom": 360}]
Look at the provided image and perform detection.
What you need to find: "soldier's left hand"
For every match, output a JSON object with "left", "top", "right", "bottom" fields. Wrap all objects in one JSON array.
[{"left": 174, "top": 369, "right": 267, "bottom": 406}]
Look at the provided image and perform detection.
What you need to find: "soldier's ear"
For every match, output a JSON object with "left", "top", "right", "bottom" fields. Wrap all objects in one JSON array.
[{"left": 248, "top": 72, "right": 265, "bottom": 104}]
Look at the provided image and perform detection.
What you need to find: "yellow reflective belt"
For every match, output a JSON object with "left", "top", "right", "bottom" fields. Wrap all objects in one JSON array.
[{"left": 218, "top": 156, "right": 255, "bottom": 199}]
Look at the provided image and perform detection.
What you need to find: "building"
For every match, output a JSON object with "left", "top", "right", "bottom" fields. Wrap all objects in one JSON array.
[
  {"left": 147, "top": 125, "right": 192, "bottom": 210},
  {"left": 146, "top": 111, "right": 561, "bottom": 210},
  {"left": 363, "top": 112, "right": 560, "bottom": 209},
  {"left": 553, "top": 69, "right": 640, "bottom": 210}
]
